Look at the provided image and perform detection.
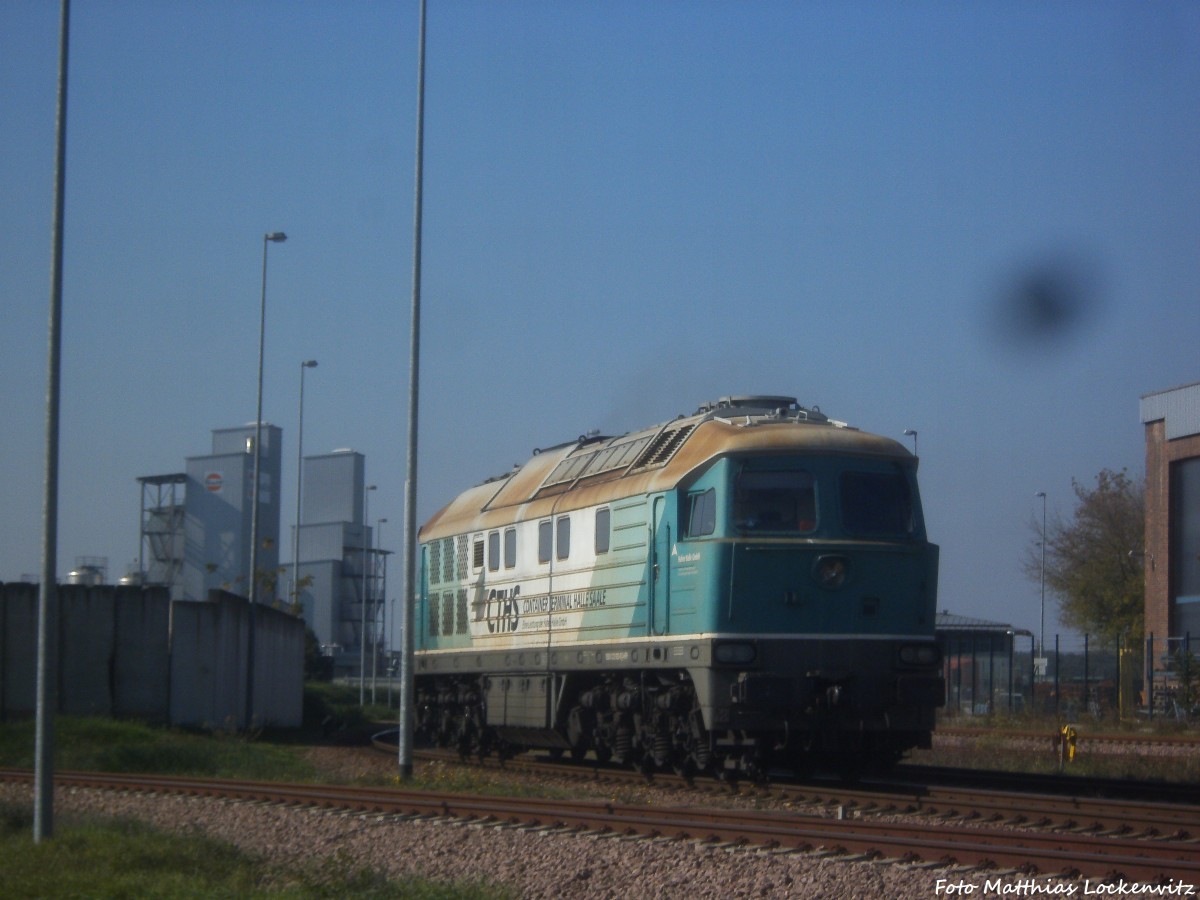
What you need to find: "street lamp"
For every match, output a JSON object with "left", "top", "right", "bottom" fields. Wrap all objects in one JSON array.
[
  {"left": 1036, "top": 491, "right": 1047, "bottom": 660},
  {"left": 360, "top": 483, "right": 376, "bottom": 705},
  {"left": 249, "top": 231, "right": 287, "bottom": 609},
  {"left": 903, "top": 429, "right": 918, "bottom": 455},
  {"left": 247, "top": 230, "right": 286, "bottom": 728},
  {"left": 373, "top": 517, "right": 387, "bottom": 705},
  {"left": 400, "top": 0, "right": 428, "bottom": 780},
  {"left": 292, "top": 359, "right": 317, "bottom": 611}
]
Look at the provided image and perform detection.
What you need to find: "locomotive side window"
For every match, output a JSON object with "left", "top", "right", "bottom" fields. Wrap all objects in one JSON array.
[
  {"left": 686, "top": 489, "right": 716, "bottom": 536},
  {"left": 595, "top": 507, "right": 611, "bottom": 554},
  {"left": 538, "top": 520, "right": 552, "bottom": 563},
  {"left": 839, "top": 470, "right": 914, "bottom": 537},
  {"left": 734, "top": 471, "right": 815, "bottom": 532},
  {"left": 504, "top": 527, "right": 517, "bottom": 568},
  {"left": 488, "top": 531, "right": 500, "bottom": 572},
  {"left": 556, "top": 516, "right": 571, "bottom": 560}
]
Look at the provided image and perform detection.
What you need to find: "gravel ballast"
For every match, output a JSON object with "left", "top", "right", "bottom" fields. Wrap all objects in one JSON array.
[{"left": 1, "top": 779, "right": 1029, "bottom": 899}]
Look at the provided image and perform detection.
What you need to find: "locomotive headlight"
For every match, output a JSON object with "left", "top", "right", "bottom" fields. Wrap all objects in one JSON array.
[
  {"left": 899, "top": 643, "right": 940, "bottom": 666},
  {"left": 714, "top": 641, "right": 757, "bottom": 664},
  {"left": 814, "top": 555, "right": 849, "bottom": 590}
]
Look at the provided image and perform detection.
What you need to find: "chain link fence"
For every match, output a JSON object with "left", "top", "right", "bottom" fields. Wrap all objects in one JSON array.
[{"left": 941, "top": 631, "right": 1199, "bottom": 722}]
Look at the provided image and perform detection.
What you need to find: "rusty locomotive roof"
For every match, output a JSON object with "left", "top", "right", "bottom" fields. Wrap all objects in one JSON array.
[{"left": 419, "top": 396, "right": 911, "bottom": 541}]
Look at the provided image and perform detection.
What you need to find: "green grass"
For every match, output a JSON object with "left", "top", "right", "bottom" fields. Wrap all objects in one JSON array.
[
  {"left": 0, "top": 684, "right": 523, "bottom": 897},
  {"left": 0, "top": 716, "right": 321, "bottom": 782},
  {"left": 0, "top": 802, "right": 513, "bottom": 899}
]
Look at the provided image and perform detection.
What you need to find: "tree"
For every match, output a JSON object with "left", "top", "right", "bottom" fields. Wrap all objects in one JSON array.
[{"left": 1024, "top": 468, "right": 1145, "bottom": 644}]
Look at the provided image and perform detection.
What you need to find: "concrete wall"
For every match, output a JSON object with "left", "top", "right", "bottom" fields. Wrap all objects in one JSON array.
[
  {"left": 170, "top": 592, "right": 248, "bottom": 729},
  {"left": 113, "top": 584, "right": 172, "bottom": 718},
  {"left": 252, "top": 598, "right": 304, "bottom": 727},
  {"left": 0, "top": 583, "right": 38, "bottom": 717},
  {"left": 58, "top": 584, "right": 118, "bottom": 716},
  {"left": 0, "top": 582, "right": 302, "bottom": 729},
  {"left": 169, "top": 590, "right": 303, "bottom": 729}
]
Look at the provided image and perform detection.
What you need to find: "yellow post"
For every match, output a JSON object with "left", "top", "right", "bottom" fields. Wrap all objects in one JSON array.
[{"left": 1059, "top": 724, "right": 1077, "bottom": 769}]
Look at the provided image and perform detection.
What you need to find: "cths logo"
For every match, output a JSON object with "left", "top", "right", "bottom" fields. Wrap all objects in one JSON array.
[{"left": 486, "top": 586, "right": 520, "bottom": 634}]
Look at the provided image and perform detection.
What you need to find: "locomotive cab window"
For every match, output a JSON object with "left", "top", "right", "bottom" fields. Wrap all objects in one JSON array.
[
  {"left": 685, "top": 489, "right": 716, "bottom": 537},
  {"left": 734, "top": 470, "right": 816, "bottom": 533},
  {"left": 839, "top": 469, "right": 915, "bottom": 537}
]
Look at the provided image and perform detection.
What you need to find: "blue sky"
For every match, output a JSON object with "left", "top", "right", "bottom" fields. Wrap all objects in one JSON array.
[{"left": 2, "top": 1, "right": 1197, "bottom": 645}]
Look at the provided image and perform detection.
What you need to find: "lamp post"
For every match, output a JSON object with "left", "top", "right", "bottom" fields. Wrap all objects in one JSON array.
[
  {"left": 1036, "top": 491, "right": 1047, "bottom": 660},
  {"left": 373, "top": 517, "right": 387, "bottom": 705},
  {"left": 292, "top": 360, "right": 317, "bottom": 611},
  {"left": 903, "top": 429, "right": 918, "bottom": 456},
  {"left": 35, "top": 0, "right": 71, "bottom": 842},
  {"left": 247, "top": 230, "right": 286, "bottom": 728},
  {"left": 360, "top": 483, "right": 376, "bottom": 705},
  {"left": 399, "top": 0, "right": 428, "bottom": 782},
  {"left": 248, "top": 232, "right": 285, "bottom": 614}
]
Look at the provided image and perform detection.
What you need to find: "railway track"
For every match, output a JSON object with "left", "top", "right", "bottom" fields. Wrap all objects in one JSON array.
[
  {"left": 2, "top": 766, "right": 1197, "bottom": 884},
  {"left": 14, "top": 762, "right": 1200, "bottom": 884},
  {"left": 936, "top": 726, "right": 1200, "bottom": 751},
  {"left": 386, "top": 737, "right": 1200, "bottom": 839}
]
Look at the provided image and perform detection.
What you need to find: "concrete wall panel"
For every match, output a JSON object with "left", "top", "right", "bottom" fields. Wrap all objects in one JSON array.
[
  {"left": 253, "top": 604, "right": 304, "bottom": 727},
  {"left": 1, "top": 583, "right": 39, "bottom": 717},
  {"left": 169, "top": 591, "right": 248, "bottom": 729},
  {"left": 113, "top": 585, "right": 171, "bottom": 719},
  {"left": 58, "top": 584, "right": 115, "bottom": 716}
]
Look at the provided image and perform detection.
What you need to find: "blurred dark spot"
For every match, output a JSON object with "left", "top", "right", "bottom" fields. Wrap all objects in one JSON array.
[{"left": 991, "top": 251, "right": 1104, "bottom": 347}]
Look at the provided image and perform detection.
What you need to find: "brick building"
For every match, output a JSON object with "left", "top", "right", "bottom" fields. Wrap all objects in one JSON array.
[{"left": 1140, "top": 381, "right": 1200, "bottom": 641}]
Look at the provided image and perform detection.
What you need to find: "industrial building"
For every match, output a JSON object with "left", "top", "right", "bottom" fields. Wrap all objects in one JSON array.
[
  {"left": 139, "top": 423, "right": 282, "bottom": 603},
  {"left": 292, "top": 449, "right": 386, "bottom": 674},
  {"left": 1141, "top": 381, "right": 1200, "bottom": 642},
  {"left": 138, "top": 427, "right": 384, "bottom": 675}
]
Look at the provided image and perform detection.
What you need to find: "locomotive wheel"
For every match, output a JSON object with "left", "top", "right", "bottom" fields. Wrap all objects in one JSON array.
[
  {"left": 566, "top": 706, "right": 593, "bottom": 761},
  {"left": 455, "top": 711, "right": 483, "bottom": 759}
]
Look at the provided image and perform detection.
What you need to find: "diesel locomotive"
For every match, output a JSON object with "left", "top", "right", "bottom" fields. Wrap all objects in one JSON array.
[{"left": 413, "top": 395, "right": 943, "bottom": 777}]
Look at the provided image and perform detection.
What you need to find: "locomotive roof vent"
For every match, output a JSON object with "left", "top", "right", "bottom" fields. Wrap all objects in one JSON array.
[
  {"left": 628, "top": 421, "right": 696, "bottom": 471},
  {"left": 697, "top": 395, "right": 831, "bottom": 424}
]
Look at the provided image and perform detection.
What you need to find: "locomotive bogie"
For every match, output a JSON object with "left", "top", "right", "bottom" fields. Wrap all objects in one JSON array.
[{"left": 413, "top": 396, "right": 944, "bottom": 777}]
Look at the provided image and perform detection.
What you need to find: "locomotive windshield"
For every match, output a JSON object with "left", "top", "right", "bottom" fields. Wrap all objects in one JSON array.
[
  {"left": 839, "top": 469, "right": 916, "bottom": 537},
  {"left": 733, "top": 470, "right": 817, "bottom": 533}
]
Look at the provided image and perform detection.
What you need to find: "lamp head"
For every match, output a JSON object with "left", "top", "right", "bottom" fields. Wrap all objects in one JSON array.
[
  {"left": 302, "top": 359, "right": 318, "bottom": 368},
  {"left": 265, "top": 232, "right": 287, "bottom": 243}
]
